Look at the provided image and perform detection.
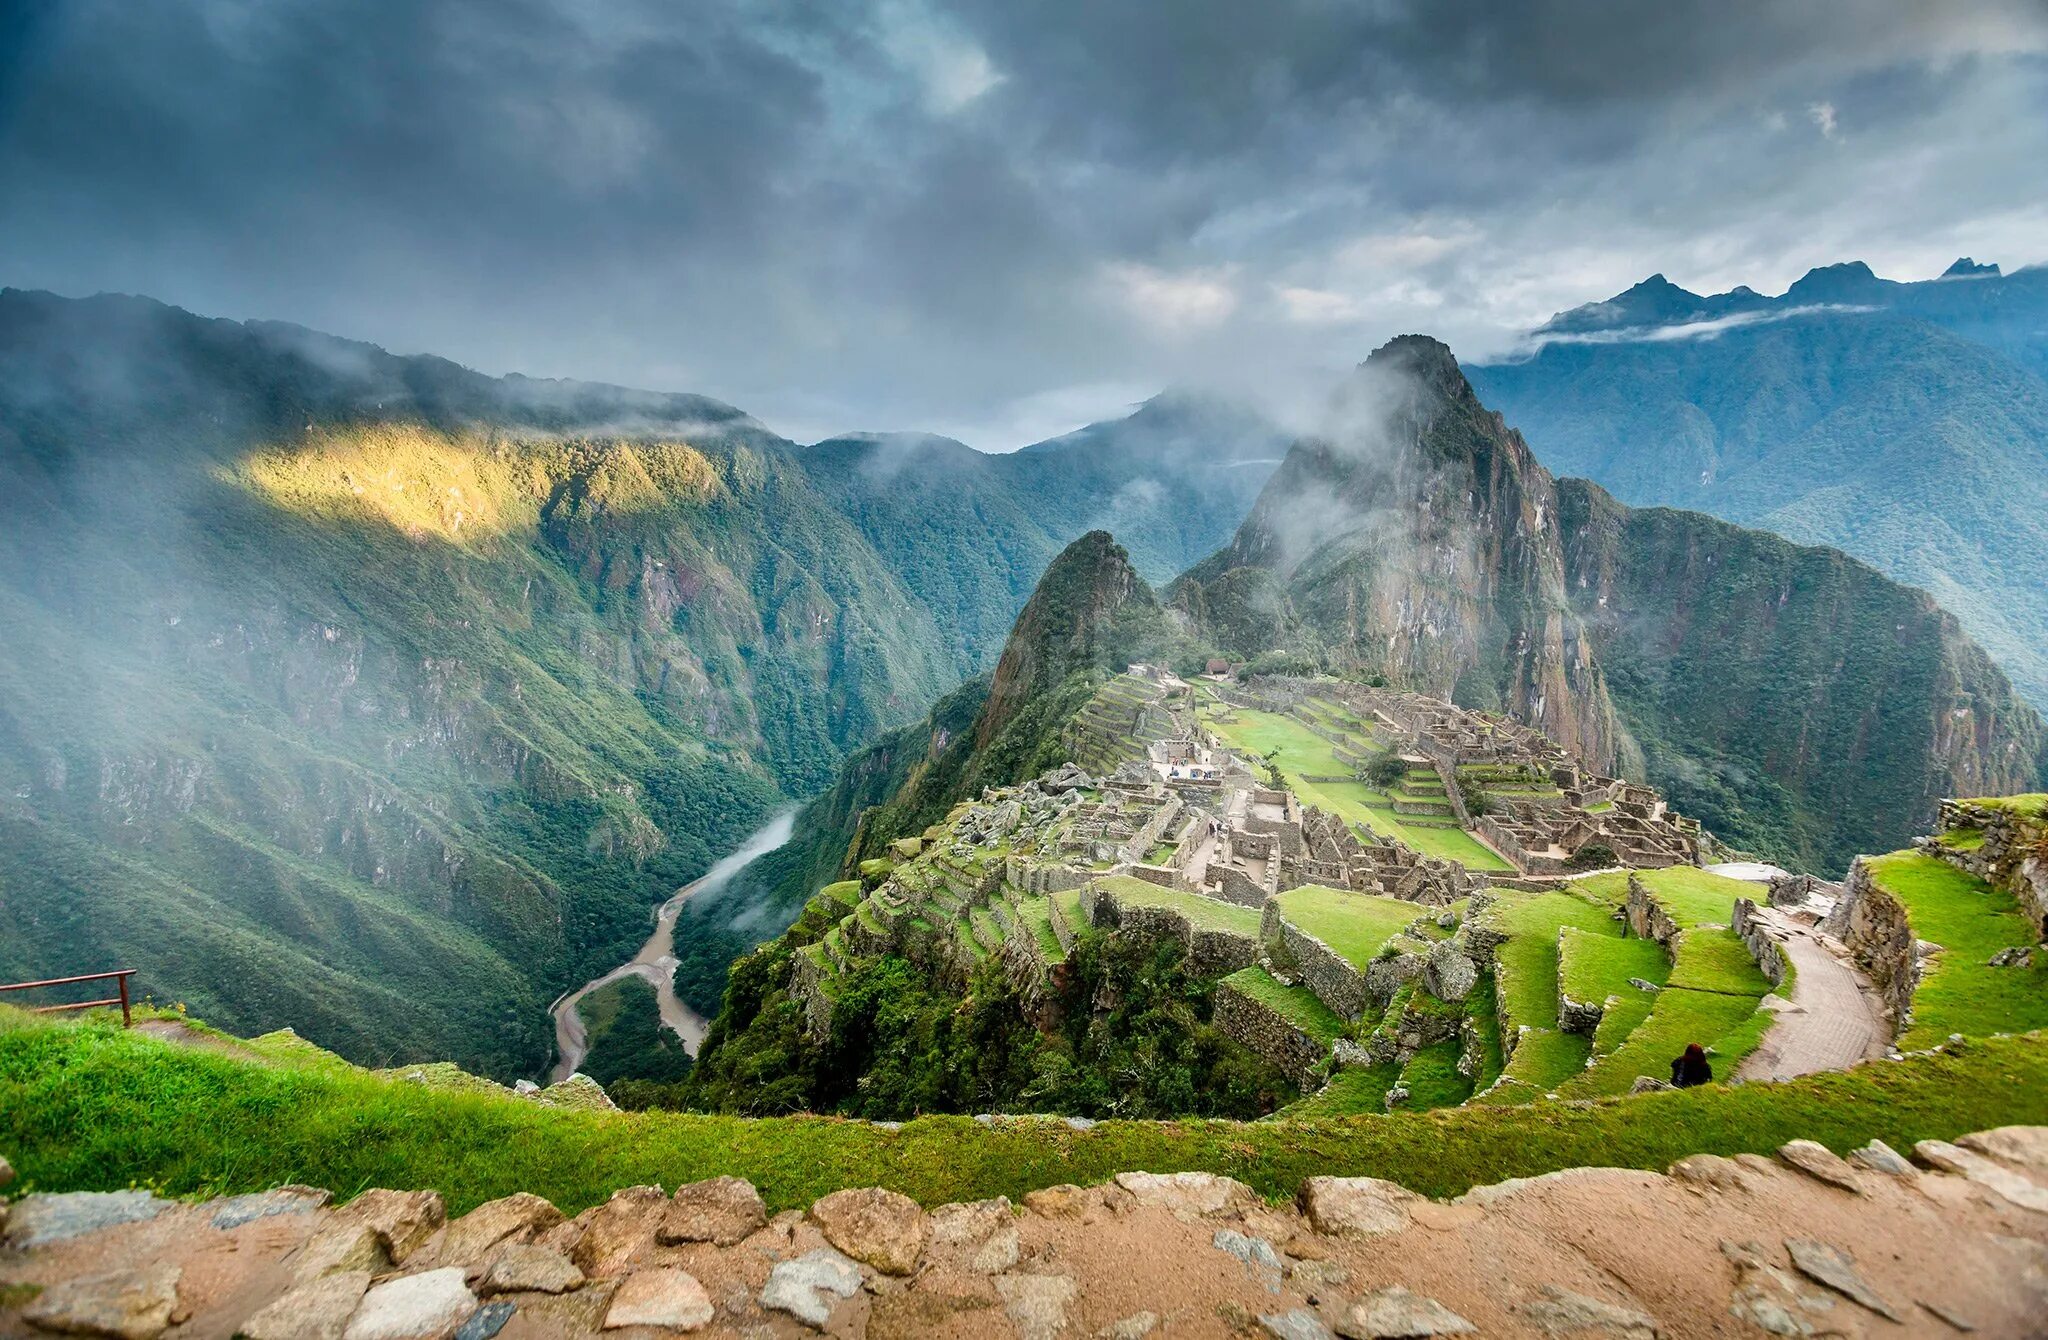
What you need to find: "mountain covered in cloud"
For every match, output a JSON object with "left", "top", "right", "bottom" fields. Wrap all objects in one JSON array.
[
  {"left": 0, "top": 287, "right": 1278, "bottom": 1078},
  {"left": 1469, "top": 260, "right": 2048, "bottom": 706}
]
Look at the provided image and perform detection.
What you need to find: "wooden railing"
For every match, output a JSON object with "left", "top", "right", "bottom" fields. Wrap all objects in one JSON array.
[{"left": 0, "top": 969, "right": 136, "bottom": 1026}]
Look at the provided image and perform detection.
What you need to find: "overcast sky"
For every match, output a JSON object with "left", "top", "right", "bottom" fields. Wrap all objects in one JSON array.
[{"left": 4, "top": 1, "right": 2046, "bottom": 448}]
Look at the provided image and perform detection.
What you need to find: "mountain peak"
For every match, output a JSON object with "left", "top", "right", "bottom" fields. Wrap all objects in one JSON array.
[
  {"left": 1784, "top": 260, "right": 1885, "bottom": 302},
  {"left": 1943, "top": 257, "right": 2001, "bottom": 279},
  {"left": 1360, "top": 334, "right": 1471, "bottom": 401}
]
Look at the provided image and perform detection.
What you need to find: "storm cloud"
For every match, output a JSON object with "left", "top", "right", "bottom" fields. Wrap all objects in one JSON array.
[{"left": 3, "top": 0, "right": 2044, "bottom": 445}]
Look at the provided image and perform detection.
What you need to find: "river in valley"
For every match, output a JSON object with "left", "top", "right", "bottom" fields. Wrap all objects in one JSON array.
[{"left": 547, "top": 808, "right": 796, "bottom": 1083}]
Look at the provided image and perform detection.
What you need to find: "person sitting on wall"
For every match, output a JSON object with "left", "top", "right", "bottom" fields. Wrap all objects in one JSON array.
[{"left": 1669, "top": 1042, "right": 1712, "bottom": 1088}]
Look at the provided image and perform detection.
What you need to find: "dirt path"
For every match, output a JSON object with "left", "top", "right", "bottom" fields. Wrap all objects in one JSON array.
[
  {"left": 548, "top": 810, "right": 795, "bottom": 1084},
  {"left": 1735, "top": 906, "right": 1890, "bottom": 1082}
]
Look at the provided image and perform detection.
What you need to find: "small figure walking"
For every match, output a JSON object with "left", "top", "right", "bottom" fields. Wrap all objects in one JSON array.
[{"left": 1670, "top": 1042, "right": 1712, "bottom": 1088}]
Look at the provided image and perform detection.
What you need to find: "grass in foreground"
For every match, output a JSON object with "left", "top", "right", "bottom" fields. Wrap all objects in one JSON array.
[
  {"left": 1867, "top": 851, "right": 2048, "bottom": 1048},
  {"left": 7, "top": 1009, "right": 2045, "bottom": 1214}
]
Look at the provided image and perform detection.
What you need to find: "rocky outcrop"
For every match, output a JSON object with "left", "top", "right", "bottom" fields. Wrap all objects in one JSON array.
[{"left": 8, "top": 1128, "right": 2048, "bottom": 1337}]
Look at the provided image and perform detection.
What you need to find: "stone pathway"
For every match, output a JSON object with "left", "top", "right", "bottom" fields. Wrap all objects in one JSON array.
[
  {"left": 5, "top": 1128, "right": 2047, "bottom": 1337},
  {"left": 1735, "top": 908, "right": 1890, "bottom": 1082}
]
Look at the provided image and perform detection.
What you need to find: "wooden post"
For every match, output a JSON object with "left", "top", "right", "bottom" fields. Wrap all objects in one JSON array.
[{"left": 118, "top": 972, "right": 132, "bottom": 1028}]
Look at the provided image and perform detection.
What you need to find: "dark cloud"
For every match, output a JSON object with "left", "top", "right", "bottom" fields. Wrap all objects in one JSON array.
[{"left": 2, "top": 0, "right": 2044, "bottom": 446}]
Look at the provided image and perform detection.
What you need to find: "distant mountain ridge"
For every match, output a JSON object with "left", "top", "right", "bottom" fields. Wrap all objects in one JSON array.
[{"left": 1470, "top": 260, "right": 2048, "bottom": 707}]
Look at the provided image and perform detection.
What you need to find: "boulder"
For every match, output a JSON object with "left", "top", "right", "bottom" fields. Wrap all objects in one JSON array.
[
  {"left": 929, "top": 1197, "right": 1017, "bottom": 1272},
  {"left": 1422, "top": 941, "right": 1478, "bottom": 1002},
  {"left": 208, "top": 1185, "right": 332, "bottom": 1232},
  {"left": 602, "top": 1267, "right": 713, "bottom": 1332},
  {"left": 1776, "top": 1140, "right": 1862, "bottom": 1194},
  {"left": 453, "top": 1300, "right": 515, "bottom": 1340},
  {"left": 22, "top": 1263, "right": 182, "bottom": 1340},
  {"left": 440, "top": 1193, "right": 563, "bottom": 1264},
  {"left": 658, "top": 1176, "right": 767, "bottom": 1247},
  {"left": 808, "top": 1186, "right": 928, "bottom": 1275},
  {"left": 1336, "top": 1286, "right": 1476, "bottom": 1338},
  {"left": 1297, "top": 1176, "right": 1423, "bottom": 1237},
  {"left": 995, "top": 1273, "right": 1078, "bottom": 1340},
  {"left": 342, "top": 1268, "right": 477, "bottom": 1340},
  {"left": 294, "top": 1222, "right": 393, "bottom": 1282},
  {"left": 237, "top": 1269, "right": 372, "bottom": 1340},
  {"left": 1957, "top": 1126, "right": 2048, "bottom": 1176},
  {"left": 759, "top": 1248, "right": 863, "bottom": 1327},
  {"left": 1260, "top": 1309, "right": 1335, "bottom": 1340},
  {"left": 1847, "top": 1139, "right": 1917, "bottom": 1177},
  {"left": 568, "top": 1186, "right": 669, "bottom": 1277},
  {"left": 1517, "top": 1284, "right": 1657, "bottom": 1338},
  {"left": 1785, "top": 1239, "right": 1901, "bottom": 1321},
  {"left": 4, "top": 1190, "right": 171, "bottom": 1248},
  {"left": 1916, "top": 1139, "right": 2048, "bottom": 1213},
  {"left": 341, "top": 1188, "right": 447, "bottom": 1264},
  {"left": 1114, "top": 1171, "right": 1257, "bottom": 1219},
  {"left": 477, "top": 1244, "right": 585, "bottom": 1296}
]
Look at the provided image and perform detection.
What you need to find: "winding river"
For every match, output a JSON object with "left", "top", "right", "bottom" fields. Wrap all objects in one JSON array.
[{"left": 547, "top": 808, "right": 796, "bottom": 1083}]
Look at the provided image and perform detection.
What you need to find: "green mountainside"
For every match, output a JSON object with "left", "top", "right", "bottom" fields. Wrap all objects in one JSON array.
[
  {"left": 0, "top": 290, "right": 1272, "bottom": 1079},
  {"left": 1175, "top": 337, "right": 2046, "bottom": 872},
  {"left": 1468, "top": 265, "right": 2048, "bottom": 705}
]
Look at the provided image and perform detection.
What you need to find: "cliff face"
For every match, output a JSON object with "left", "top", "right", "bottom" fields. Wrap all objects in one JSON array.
[{"left": 1176, "top": 336, "right": 2046, "bottom": 871}]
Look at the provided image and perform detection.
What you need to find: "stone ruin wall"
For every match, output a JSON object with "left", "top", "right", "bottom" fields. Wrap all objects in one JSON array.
[
  {"left": 1821, "top": 858, "right": 1920, "bottom": 1033},
  {"left": 1259, "top": 903, "right": 1369, "bottom": 1021},
  {"left": 1731, "top": 898, "right": 1790, "bottom": 989},
  {"left": 1623, "top": 874, "right": 1681, "bottom": 951},
  {"left": 1923, "top": 801, "right": 2048, "bottom": 944},
  {"left": 1211, "top": 980, "right": 1328, "bottom": 1088}
]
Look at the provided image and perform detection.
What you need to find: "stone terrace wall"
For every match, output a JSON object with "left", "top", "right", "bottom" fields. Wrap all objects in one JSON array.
[
  {"left": 1212, "top": 980, "right": 1329, "bottom": 1087},
  {"left": 1923, "top": 801, "right": 2048, "bottom": 943},
  {"left": 1624, "top": 874, "right": 1680, "bottom": 952},
  {"left": 1260, "top": 902, "right": 1369, "bottom": 1021},
  {"left": 1821, "top": 858, "right": 1919, "bottom": 1034},
  {"left": 1082, "top": 884, "right": 1259, "bottom": 978},
  {"left": 1731, "top": 898, "right": 1789, "bottom": 989}
]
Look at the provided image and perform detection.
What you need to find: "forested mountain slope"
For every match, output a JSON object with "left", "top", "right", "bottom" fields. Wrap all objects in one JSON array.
[
  {"left": 1469, "top": 263, "right": 2048, "bottom": 705},
  {"left": 0, "top": 290, "right": 1272, "bottom": 1077}
]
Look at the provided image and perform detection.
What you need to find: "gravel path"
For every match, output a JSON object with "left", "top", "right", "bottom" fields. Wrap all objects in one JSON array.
[{"left": 1735, "top": 907, "right": 1890, "bottom": 1082}]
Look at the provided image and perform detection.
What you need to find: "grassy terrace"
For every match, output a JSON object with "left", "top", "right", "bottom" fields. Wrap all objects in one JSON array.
[
  {"left": 1557, "top": 925, "right": 1667, "bottom": 1013},
  {"left": 1222, "top": 966, "right": 1345, "bottom": 1045},
  {"left": 1477, "top": 890, "right": 1616, "bottom": 1094},
  {"left": 7, "top": 1010, "right": 2045, "bottom": 1213},
  {"left": 1867, "top": 851, "right": 2048, "bottom": 1048},
  {"left": 1556, "top": 927, "right": 1771, "bottom": 1098},
  {"left": 1091, "top": 875, "right": 1262, "bottom": 936},
  {"left": 1572, "top": 866, "right": 1754, "bottom": 928},
  {"left": 1273, "top": 886, "right": 1418, "bottom": 968},
  {"left": 1201, "top": 706, "right": 1513, "bottom": 871}
]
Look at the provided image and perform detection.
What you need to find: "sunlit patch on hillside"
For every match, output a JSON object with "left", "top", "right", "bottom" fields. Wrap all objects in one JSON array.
[{"left": 231, "top": 424, "right": 725, "bottom": 544}]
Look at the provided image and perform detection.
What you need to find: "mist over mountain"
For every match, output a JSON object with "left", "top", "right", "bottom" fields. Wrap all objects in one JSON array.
[
  {"left": 1469, "top": 261, "right": 2048, "bottom": 705},
  {"left": 0, "top": 288, "right": 1274, "bottom": 1076}
]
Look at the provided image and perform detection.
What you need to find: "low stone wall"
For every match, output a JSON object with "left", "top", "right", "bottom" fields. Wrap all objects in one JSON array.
[
  {"left": 1765, "top": 873, "right": 1841, "bottom": 909},
  {"left": 1731, "top": 898, "right": 1789, "bottom": 988},
  {"left": 790, "top": 949, "right": 835, "bottom": 1040},
  {"left": 1212, "top": 980, "right": 1328, "bottom": 1087},
  {"left": 1085, "top": 884, "right": 1259, "bottom": 978},
  {"left": 1922, "top": 801, "right": 2048, "bottom": 943},
  {"left": 1556, "top": 928, "right": 1605, "bottom": 1036},
  {"left": 1212, "top": 867, "right": 1269, "bottom": 909},
  {"left": 1260, "top": 903, "right": 1369, "bottom": 1020},
  {"left": 1820, "top": 858, "right": 1919, "bottom": 1034},
  {"left": 1010, "top": 860, "right": 1091, "bottom": 895},
  {"left": 1624, "top": 873, "right": 1680, "bottom": 951}
]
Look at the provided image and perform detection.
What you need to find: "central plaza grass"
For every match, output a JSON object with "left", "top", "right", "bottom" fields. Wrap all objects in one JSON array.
[
  {"left": 1202, "top": 707, "right": 1513, "bottom": 871},
  {"left": 8, "top": 1010, "right": 2046, "bottom": 1214},
  {"left": 1867, "top": 851, "right": 2048, "bottom": 1048},
  {"left": 1273, "top": 885, "right": 1419, "bottom": 968}
]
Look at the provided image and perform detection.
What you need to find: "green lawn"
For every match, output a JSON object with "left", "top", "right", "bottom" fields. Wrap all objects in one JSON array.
[
  {"left": 1866, "top": 852, "right": 2048, "bottom": 1048},
  {"left": 1572, "top": 867, "right": 1754, "bottom": 928},
  {"left": 1012, "top": 895, "right": 1066, "bottom": 961},
  {"left": 1092, "top": 875, "right": 1262, "bottom": 936},
  {"left": 1202, "top": 708, "right": 1514, "bottom": 871},
  {"left": 1277, "top": 1063, "right": 1402, "bottom": 1118},
  {"left": 1966, "top": 793, "right": 2048, "bottom": 820},
  {"left": 1557, "top": 926, "right": 1669, "bottom": 1015},
  {"left": 1396, "top": 1039, "right": 1473, "bottom": 1112},
  {"left": 1557, "top": 927, "right": 1770, "bottom": 1098},
  {"left": 1272, "top": 886, "right": 1419, "bottom": 969},
  {"left": 13, "top": 1011, "right": 2039, "bottom": 1213},
  {"left": 1478, "top": 891, "right": 1616, "bottom": 1092},
  {"left": 1222, "top": 967, "right": 1344, "bottom": 1045}
]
